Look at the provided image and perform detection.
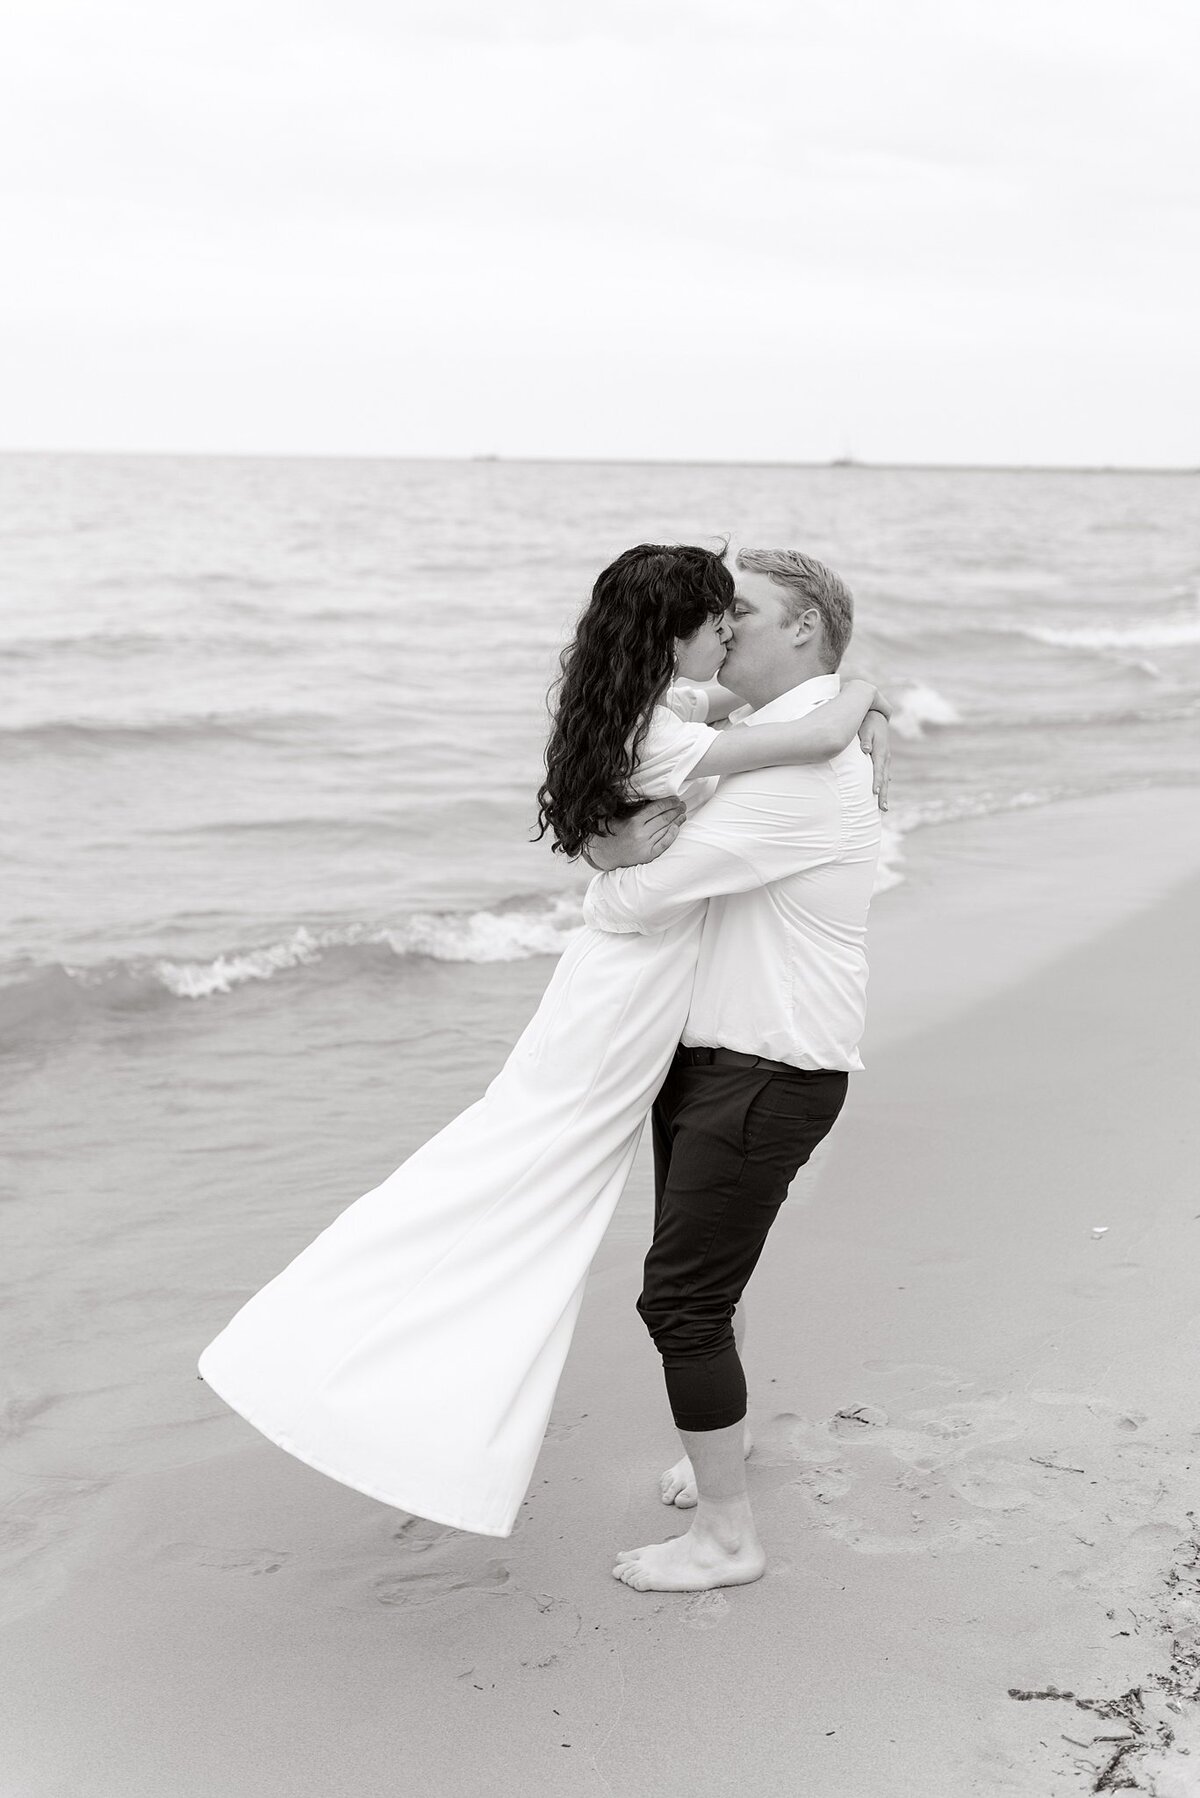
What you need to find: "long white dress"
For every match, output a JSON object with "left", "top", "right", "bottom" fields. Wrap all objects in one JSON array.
[{"left": 198, "top": 688, "right": 719, "bottom": 1537}]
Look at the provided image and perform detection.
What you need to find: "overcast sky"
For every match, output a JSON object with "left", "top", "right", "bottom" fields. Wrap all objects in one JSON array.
[{"left": 2, "top": 0, "right": 1197, "bottom": 464}]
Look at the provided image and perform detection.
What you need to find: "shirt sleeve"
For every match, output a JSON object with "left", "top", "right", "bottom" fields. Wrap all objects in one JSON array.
[
  {"left": 582, "top": 765, "right": 842, "bottom": 935},
  {"left": 664, "top": 681, "right": 711, "bottom": 724},
  {"left": 631, "top": 704, "right": 719, "bottom": 798}
]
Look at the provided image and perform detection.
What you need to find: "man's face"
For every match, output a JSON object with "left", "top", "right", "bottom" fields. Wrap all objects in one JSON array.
[{"left": 719, "top": 561, "right": 799, "bottom": 694}]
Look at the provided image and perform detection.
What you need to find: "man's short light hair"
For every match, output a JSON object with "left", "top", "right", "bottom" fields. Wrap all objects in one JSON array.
[{"left": 736, "top": 548, "right": 853, "bottom": 670}]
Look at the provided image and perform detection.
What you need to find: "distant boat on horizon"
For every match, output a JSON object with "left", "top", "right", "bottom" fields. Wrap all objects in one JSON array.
[{"left": 830, "top": 452, "right": 858, "bottom": 467}]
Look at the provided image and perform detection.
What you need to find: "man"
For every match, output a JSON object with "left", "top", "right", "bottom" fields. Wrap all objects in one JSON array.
[{"left": 581, "top": 548, "right": 882, "bottom": 1593}]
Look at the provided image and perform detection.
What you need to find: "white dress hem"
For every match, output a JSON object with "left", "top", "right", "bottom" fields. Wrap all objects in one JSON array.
[{"left": 198, "top": 1358, "right": 518, "bottom": 1538}]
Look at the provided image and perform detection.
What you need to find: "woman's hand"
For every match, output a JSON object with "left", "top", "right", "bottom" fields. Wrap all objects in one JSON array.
[
  {"left": 583, "top": 798, "right": 686, "bottom": 870},
  {"left": 858, "top": 712, "right": 891, "bottom": 811}
]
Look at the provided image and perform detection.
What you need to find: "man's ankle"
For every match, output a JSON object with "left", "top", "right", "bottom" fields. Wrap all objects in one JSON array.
[{"left": 693, "top": 1494, "right": 757, "bottom": 1544}]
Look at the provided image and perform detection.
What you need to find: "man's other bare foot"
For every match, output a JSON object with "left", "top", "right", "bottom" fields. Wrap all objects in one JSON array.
[
  {"left": 660, "top": 1423, "right": 754, "bottom": 1508},
  {"left": 612, "top": 1519, "right": 766, "bottom": 1593}
]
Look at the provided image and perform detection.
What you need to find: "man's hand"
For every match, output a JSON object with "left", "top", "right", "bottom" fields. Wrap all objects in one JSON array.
[
  {"left": 858, "top": 711, "right": 891, "bottom": 812},
  {"left": 584, "top": 798, "right": 686, "bottom": 870}
]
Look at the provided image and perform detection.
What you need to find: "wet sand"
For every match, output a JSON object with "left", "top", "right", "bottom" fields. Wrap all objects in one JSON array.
[{"left": 1, "top": 789, "right": 1199, "bottom": 1797}]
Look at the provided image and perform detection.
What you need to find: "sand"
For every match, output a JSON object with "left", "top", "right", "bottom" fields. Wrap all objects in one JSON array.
[{"left": 2, "top": 788, "right": 1199, "bottom": 1798}]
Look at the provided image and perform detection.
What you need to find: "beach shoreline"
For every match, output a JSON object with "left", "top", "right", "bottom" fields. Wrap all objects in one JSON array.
[{"left": 2, "top": 785, "right": 1199, "bottom": 1796}]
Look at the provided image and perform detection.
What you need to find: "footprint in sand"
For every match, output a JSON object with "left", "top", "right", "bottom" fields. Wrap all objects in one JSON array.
[
  {"left": 830, "top": 1404, "right": 890, "bottom": 1437},
  {"left": 390, "top": 1515, "right": 460, "bottom": 1553},
  {"left": 681, "top": 1591, "right": 730, "bottom": 1630},
  {"left": 543, "top": 1412, "right": 588, "bottom": 1444},
  {"left": 818, "top": 1400, "right": 1019, "bottom": 1472},
  {"left": 1058, "top": 1520, "right": 1194, "bottom": 1599},
  {"left": 773, "top": 1399, "right": 1058, "bottom": 1555},
  {"left": 752, "top": 1411, "right": 845, "bottom": 1470},
  {"left": 906, "top": 1404, "right": 1025, "bottom": 1454},
  {"left": 816, "top": 1508, "right": 1002, "bottom": 1556},
  {"left": 162, "top": 1542, "right": 291, "bottom": 1575},
  {"left": 949, "top": 1461, "right": 1041, "bottom": 1514},
  {"left": 794, "top": 1463, "right": 854, "bottom": 1505},
  {"left": 751, "top": 1411, "right": 813, "bottom": 1464},
  {"left": 374, "top": 1557, "right": 512, "bottom": 1608}
]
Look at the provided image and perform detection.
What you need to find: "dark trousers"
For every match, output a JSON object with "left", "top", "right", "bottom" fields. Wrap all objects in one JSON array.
[{"left": 639, "top": 1048, "right": 849, "bottom": 1432}]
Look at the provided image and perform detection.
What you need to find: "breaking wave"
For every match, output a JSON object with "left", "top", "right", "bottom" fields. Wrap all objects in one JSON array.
[
  {"left": 1016, "top": 615, "right": 1200, "bottom": 651},
  {"left": 157, "top": 896, "right": 589, "bottom": 998},
  {"left": 890, "top": 683, "right": 962, "bottom": 741},
  {"left": 0, "top": 895, "right": 590, "bottom": 1031},
  {"left": 0, "top": 784, "right": 1091, "bottom": 1034}
]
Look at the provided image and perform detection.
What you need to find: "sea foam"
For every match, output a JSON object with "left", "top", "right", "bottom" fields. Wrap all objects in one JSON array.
[
  {"left": 154, "top": 896, "right": 588, "bottom": 998},
  {"left": 1019, "top": 616, "right": 1200, "bottom": 651},
  {"left": 0, "top": 785, "right": 1105, "bottom": 1028},
  {"left": 890, "top": 683, "right": 962, "bottom": 741}
]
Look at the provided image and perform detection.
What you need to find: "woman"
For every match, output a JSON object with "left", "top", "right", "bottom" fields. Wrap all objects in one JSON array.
[{"left": 198, "top": 544, "right": 889, "bottom": 1537}]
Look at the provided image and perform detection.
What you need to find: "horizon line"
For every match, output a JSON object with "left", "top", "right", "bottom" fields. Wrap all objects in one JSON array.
[{"left": 0, "top": 447, "right": 1197, "bottom": 476}]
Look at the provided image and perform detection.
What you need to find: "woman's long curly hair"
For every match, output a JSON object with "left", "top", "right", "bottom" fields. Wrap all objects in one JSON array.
[{"left": 535, "top": 543, "right": 733, "bottom": 859}]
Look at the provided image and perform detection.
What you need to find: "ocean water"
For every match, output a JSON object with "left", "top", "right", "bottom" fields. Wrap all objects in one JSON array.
[
  {"left": 2, "top": 453, "right": 1197, "bottom": 1025},
  {"left": 1, "top": 453, "right": 1197, "bottom": 1619}
]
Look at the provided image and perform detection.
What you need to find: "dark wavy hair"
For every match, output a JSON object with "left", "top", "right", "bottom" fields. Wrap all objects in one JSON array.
[{"left": 535, "top": 543, "right": 733, "bottom": 859}]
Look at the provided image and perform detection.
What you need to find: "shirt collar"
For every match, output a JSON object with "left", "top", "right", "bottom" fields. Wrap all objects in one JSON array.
[{"left": 729, "top": 673, "right": 841, "bottom": 727}]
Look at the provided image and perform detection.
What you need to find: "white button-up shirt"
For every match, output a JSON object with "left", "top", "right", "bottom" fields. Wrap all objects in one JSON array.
[{"left": 582, "top": 674, "right": 881, "bottom": 1071}]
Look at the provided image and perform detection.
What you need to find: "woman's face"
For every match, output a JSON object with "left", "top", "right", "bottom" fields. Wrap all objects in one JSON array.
[{"left": 674, "top": 611, "right": 731, "bottom": 682}]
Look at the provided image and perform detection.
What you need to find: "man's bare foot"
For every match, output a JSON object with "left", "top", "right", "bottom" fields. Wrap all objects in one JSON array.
[
  {"left": 612, "top": 1520, "right": 766, "bottom": 1593},
  {"left": 660, "top": 1423, "right": 753, "bottom": 1508}
]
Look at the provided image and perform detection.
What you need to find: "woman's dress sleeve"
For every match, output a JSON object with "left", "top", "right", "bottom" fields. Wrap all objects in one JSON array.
[
  {"left": 632, "top": 697, "right": 719, "bottom": 798},
  {"left": 666, "top": 682, "right": 711, "bottom": 724}
]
